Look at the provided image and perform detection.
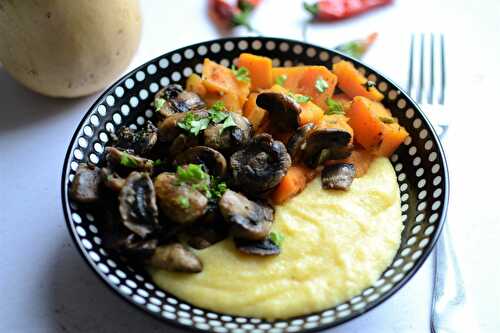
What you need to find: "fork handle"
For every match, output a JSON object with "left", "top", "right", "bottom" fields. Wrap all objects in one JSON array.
[{"left": 430, "top": 222, "right": 476, "bottom": 332}]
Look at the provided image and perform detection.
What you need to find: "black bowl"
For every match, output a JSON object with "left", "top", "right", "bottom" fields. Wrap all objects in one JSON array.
[{"left": 61, "top": 37, "right": 449, "bottom": 332}]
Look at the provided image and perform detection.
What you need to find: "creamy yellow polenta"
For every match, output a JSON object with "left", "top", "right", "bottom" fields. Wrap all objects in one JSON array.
[{"left": 150, "top": 157, "right": 403, "bottom": 319}]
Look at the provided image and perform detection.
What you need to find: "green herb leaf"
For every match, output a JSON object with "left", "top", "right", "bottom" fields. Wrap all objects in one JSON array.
[
  {"left": 209, "top": 109, "right": 228, "bottom": 124},
  {"left": 178, "top": 196, "right": 190, "bottom": 209},
  {"left": 210, "top": 179, "right": 227, "bottom": 199},
  {"left": 288, "top": 92, "right": 310, "bottom": 104},
  {"left": 269, "top": 231, "right": 285, "bottom": 248},
  {"left": 335, "top": 41, "right": 364, "bottom": 59},
  {"left": 364, "top": 80, "right": 375, "bottom": 90},
  {"left": 379, "top": 116, "right": 396, "bottom": 124},
  {"left": 325, "top": 97, "right": 345, "bottom": 115},
  {"left": 220, "top": 113, "right": 237, "bottom": 133},
  {"left": 154, "top": 97, "right": 166, "bottom": 112},
  {"left": 231, "top": 64, "right": 251, "bottom": 82},
  {"left": 177, "top": 113, "right": 210, "bottom": 136},
  {"left": 275, "top": 74, "right": 287, "bottom": 86},
  {"left": 177, "top": 164, "right": 209, "bottom": 184},
  {"left": 315, "top": 76, "right": 329, "bottom": 93},
  {"left": 120, "top": 152, "right": 138, "bottom": 168},
  {"left": 211, "top": 101, "right": 226, "bottom": 112},
  {"left": 153, "top": 159, "right": 164, "bottom": 167}
]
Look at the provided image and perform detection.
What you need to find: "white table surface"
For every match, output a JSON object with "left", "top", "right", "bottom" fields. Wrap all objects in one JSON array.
[{"left": 1, "top": 0, "right": 499, "bottom": 332}]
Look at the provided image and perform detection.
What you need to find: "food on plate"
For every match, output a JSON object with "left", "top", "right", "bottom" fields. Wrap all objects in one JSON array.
[
  {"left": 70, "top": 53, "right": 408, "bottom": 319},
  {"left": 0, "top": 0, "right": 142, "bottom": 98}
]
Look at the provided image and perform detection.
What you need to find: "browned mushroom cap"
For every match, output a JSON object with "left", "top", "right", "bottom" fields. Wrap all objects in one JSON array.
[
  {"left": 70, "top": 164, "right": 101, "bottom": 203},
  {"left": 100, "top": 167, "right": 126, "bottom": 192},
  {"left": 154, "top": 84, "right": 206, "bottom": 118},
  {"left": 256, "top": 92, "right": 301, "bottom": 132},
  {"left": 111, "top": 121, "right": 158, "bottom": 156},
  {"left": 173, "top": 146, "right": 227, "bottom": 178},
  {"left": 321, "top": 163, "right": 355, "bottom": 190},
  {"left": 149, "top": 243, "right": 203, "bottom": 273},
  {"left": 303, "top": 129, "right": 352, "bottom": 168},
  {"left": 158, "top": 110, "right": 209, "bottom": 143},
  {"left": 219, "top": 190, "right": 274, "bottom": 240},
  {"left": 203, "top": 112, "right": 253, "bottom": 152},
  {"left": 118, "top": 172, "right": 159, "bottom": 238},
  {"left": 234, "top": 237, "right": 281, "bottom": 256},
  {"left": 105, "top": 147, "right": 154, "bottom": 172},
  {"left": 154, "top": 172, "right": 209, "bottom": 224},
  {"left": 286, "top": 122, "right": 315, "bottom": 163},
  {"left": 168, "top": 133, "right": 201, "bottom": 158},
  {"left": 230, "top": 133, "right": 291, "bottom": 193}
]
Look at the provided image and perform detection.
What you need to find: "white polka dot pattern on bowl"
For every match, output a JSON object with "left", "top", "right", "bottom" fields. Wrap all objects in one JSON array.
[{"left": 62, "top": 38, "right": 448, "bottom": 333}]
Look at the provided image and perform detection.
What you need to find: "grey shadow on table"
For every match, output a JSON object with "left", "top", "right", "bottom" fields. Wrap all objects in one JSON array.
[
  {"left": 47, "top": 238, "right": 184, "bottom": 333},
  {"left": 0, "top": 69, "right": 88, "bottom": 134}
]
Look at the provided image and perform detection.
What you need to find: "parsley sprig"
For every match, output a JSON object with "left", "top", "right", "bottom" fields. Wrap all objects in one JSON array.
[
  {"left": 120, "top": 152, "right": 139, "bottom": 168},
  {"left": 269, "top": 231, "right": 285, "bottom": 248},
  {"left": 325, "top": 97, "right": 345, "bottom": 115},
  {"left": 177, "top": 101, "right": 237, "bottom": 136},
  {"left": 175, "top": 164, "right": 228, "bottom": 200},
  {"left": 315, "top": 76, "right": 329, "bottom": 93},
  {"left": 231, "top": 65, "right": 250, "bottom": 82},
  {"left": 275, "top": 74, "right": 287, "bottom": 86},
  {"left": 288, "top": 92, "right": 311, "bottom": 104},
  {"left": 154, "top": 97, "right": 166, "bottom": 112}
]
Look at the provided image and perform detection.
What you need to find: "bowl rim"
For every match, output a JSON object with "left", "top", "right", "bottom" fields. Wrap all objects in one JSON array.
[{"left": 61, "top": 36, "right": 449, "bottom": 332}]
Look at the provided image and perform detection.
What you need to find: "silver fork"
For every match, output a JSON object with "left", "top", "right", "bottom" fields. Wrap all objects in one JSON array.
[{"left": 408, "top": 34, "right": 475, "bottom": 333}]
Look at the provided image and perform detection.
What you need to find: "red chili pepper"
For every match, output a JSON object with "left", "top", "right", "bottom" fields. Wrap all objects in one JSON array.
[
  {"left": 237, "top": 0, "right": 262, "bottom": 11},
  {"left": 304, "top": 0, "right": 393, "bottom": 21},
  {"left": 209, "top": 0, "right": 256, "bottom": 30}
]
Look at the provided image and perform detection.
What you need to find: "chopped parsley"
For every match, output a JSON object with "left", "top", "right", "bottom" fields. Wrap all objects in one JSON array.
[
  {"left": 177, "top": 113, "right": 210, "bottom": 136},
  {"left": 209, "top": 178, "right": 228, "bottom": 199},
  {"left": 364, "top": 80, "right": 376, "bottom": 90},
  {"left": 275, "top": 74, "right": 287, "bottom": 86},
  {"left": 154, "top": 97, "right": 166, "bottom": 112},
  {"left": 379, "top": 116, "right": 396, "bottom": 124},
  {"left": 178, "top": 101, "right": 236, "bottom": 136},
  {"left": 335, "top": 41, "right": 364, "bottom": 59},
  {"left": 178, "top": 196, "right": 190, "bottom": 208},
  {"left": 269, "top": 231, "right": 285, "bottom": 248},
  {"left": 120, "top": 152, "right": 138, "bottom": 168},
  {"left": 231, "top": 65, "right": 250, "bottom": 82},
  {"left": 288, "top": 92, "right": 311, "bottom": 104},
  {"left": 176, "top": 164, "right": 208, "bottom": 184},
  {"left": 325, "top": 97, "right": 345, "bottom": 115},
  {"left": 315, "top": 76, "right": 329, "bottom": 93}
]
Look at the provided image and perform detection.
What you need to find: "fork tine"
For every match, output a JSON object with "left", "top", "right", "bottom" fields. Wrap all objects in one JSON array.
[
  {"left": 439, "top": 34, "right": 446, "bottom": 105},
  {"left": 428, "top": 33, "right": 435, "bottom": 104},
  {"left": 417, "top": 33, "right": 425, "bottom": 103},
  {"left": 407, "top": 33, "right": 415, "bottom": 96}
]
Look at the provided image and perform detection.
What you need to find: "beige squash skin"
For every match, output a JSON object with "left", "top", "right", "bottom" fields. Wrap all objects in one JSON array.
[
  {"left": 151, "top": 158, "right": 403, "bottom": 320},
  {"left": 0, "top": 0, "right": 142, "bottom": 97}
]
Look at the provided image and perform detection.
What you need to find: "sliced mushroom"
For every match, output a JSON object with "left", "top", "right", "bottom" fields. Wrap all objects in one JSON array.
[
  {"left": 203, "top": 112, "right": 252, "bottom": 152},
  {"left": 321, "top": 163, "right": 355, "bottom": 190},
  {"left": 158, "top": 110, "right": 209, "bottom": 143},
  {"left": 230, "top": 133, "right": 291, "bottom": 193},
  {"left": 100, "top": 167, "right": 126, "bottom": 192},
  {"left": 113, "top": 233, "right": 158, "bottom": 259},
  {"left": 154, "top": 172, "right": 209, "bottom": 224},
  {"left": 118, "top": 172, "right": 159, "bottom": 238},
  {"left": 256, "top": 92, "right": 301, "bottom": 132},
  {"left": 303, "top": 129, "right": 352, "bottom": 168},
  {"left": 168, "top": 133, "right": 201, "bottom": 158},
  {"left": 70, "top": 164, "right": 101, "bottom": 203},
  {"left": 234, "top": 237, "right": 281, "bottom": 256},
  {"left": 286, "top": 122, "right": 315, "bottom": 163},
  {"left": 154, "top": 84, "right": 206, "bottom": 118},
  {"left": 219, "top": 190, "right": 274, "bottom": 240},
  {"left": 173, "top": 146, "right": 227, "bottom": 177},
  {"left": 106, "top": 147, "right": 154, "bottom": 173},
  {"left": 111, "top": 121, "right": 158, "bottom": 156},
  {"left": 149, "top": 243, "right": 203, "bottom": 273}
]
